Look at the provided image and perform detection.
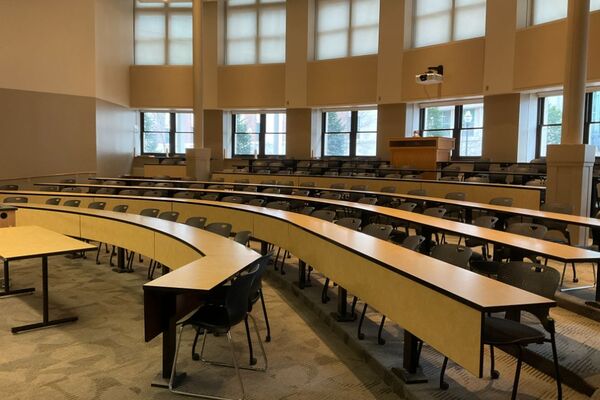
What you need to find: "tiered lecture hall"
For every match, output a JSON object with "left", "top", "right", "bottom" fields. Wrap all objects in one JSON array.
[{"left": 3, "top": 0, "right": 600, "bottom": 399}]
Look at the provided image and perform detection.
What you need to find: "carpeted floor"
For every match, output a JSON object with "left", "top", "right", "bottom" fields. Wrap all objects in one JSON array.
[{"left": 0, "top": 252, "right": 400, "bottom": 400}]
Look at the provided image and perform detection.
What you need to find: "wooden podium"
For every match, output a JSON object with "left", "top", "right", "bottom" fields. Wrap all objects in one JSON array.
[
  {"left": 0, "top": 206, "right": 16, "bottom": 228},
  {"left": 388, "top": 137, "right": 455, "bottom": 179}
]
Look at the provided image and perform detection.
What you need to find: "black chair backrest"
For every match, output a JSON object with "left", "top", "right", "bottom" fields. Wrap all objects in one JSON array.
[
  {"left": 201, "top": 193, "right": 220, "bottom": 201},
  {"left": 262, "top": 187, "right": 281, "bottom": 194},
  {"left": 63, "top": 199, "right": 81, "bottom": 207},
  {"left": 173, "top": 191, "right": 196, "bottom": 199},
  {"left": 430, "top": 244, "right": 472, "bottom": 269},
  {"left": 233, "top": 230, "right": 252, "bottom": 245},
  {"left": 104, "top": 180, "right": 126, "bottom": 186},
  {"left": 88, "top": 201, "right": 106, "bottom": 210},
  {"left": 423, "top": 207, "right": 446, "bottom": 218},
  {"left": 158, "top": 211, "right": 179, "bottom": 222},
  {"left": 310, "top": 209, "right": 336, "bottom": 222},
  {"left": 112, "top": 204, "right": 129, "bottom": 213},
  {"left": 220, "top": 266, "right": 258, "bottom": 326},
  {"left": 397, "top": 202, "right": 417, "bottom": 212},
  {"left": 380, "top": 186, "right": 396, "bottom": 193},
  {"left": 155, "top": 182, "right": 174, "bottom": 188},
  {"left": 473, "top": 215, "right": 498, "bottom": 229},
  {"left": 96, "top": 188, "right": 117, "bottom": 195},
  {"left": 362, "top": 223, "right": 393, "bottom": 240},
  {"left": 265, "top": 201, "right": 290, "bottom": 211},
  {"left": 243, "top": 186, "right": 258, "bottom": 192},
  {"left": 61, "top": 187, "right": 82, "bottom": 193},
  {"left": 188, "top": 183, "right": 205, "bottom": 189},
  {"left": 222, "top": 195, "right": 245, "bottom": 204},
  {"left": 497, "top": 261, "right": 560, "bottom": 300},
  {"left": 0, "top": 184, "right": 18, "bottom": 190},
  {"left": 138, "top": 181, "right": 154, "bottom": 187},
  {"left": 3, "top": 196, "right": 28, "bottom": 203},
  {"left": 357, "top": 197, "right": 377, "bottom": 205},
  {"left": 205, "top": 222, "right": 232, "bottom": 237},
  {"left": 143, "top": 190, "right": 166, "bottom": 197},
  {"left": 185, "top": 216, "right": 207, "bottom": 229},
  {"left": 507, "top": 222, "right": 548, "bottom": 239},
  {"left": 335, "top": 217, "right": 362, "bottom": 231},
  {"left": 401, "top": 235, "right": 425, "bottom": 251},
  {"left": 298, "top": 206, "right": 315, "bottom": 215},
  {"left": 140, "top": 208, "right": 160, "bottom": 218},
  {"left": 46, "top": 198, "right": 61, "bottom": 205},
  {"left": 291, "top": 189, "right": 310, "bottom": 196},
  {"left": 119, "top": 189, "right": 142, "bottom": 196},
  {"left": 445, "top": 192, "right": 466, "bottom": 201},
  {"left": 248, "top": 198, "right": 265, "bottom": 207},
  {"left": 489, "top": 197, "right": 513, "bottom": 207},
  {"left": 320, "top": 192, "right": 342, "bottom": 200},
  {"left": 207, "top": 184, "right": 224, "bottom": 190}
]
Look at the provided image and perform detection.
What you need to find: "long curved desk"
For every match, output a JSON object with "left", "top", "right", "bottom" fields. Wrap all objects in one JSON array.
[
  {"left": 41, "top": 181, "right": 600, "bottom": 231},
  {"left": 7, "top": 199, "right": 555, "bottom": 387}
]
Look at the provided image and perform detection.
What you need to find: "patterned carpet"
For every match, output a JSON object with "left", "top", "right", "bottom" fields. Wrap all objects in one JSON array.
[{"left": 0, "top": 252, "right": 400, "bottom": 400}]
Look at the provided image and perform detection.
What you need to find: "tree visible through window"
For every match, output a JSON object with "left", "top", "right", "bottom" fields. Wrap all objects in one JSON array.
[
  {"left": 141, "top": 111, "right": 194, "bottom": 155},
  {"left": 232, "top": 112, "right": 286, "bottom": 157},
  {"left": 322, "top": 109, "right": 377, "bottom": 157},
  {"left": 536, "top": 95, "right": 563, "bottom": 157}
]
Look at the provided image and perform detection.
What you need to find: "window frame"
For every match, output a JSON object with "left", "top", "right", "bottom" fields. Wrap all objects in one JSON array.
[
  {"left": 134, "top": 1, "right": 193, "bottom": 66},
  {"left": 583, "top": 91, "right": 600, "bottom": 154},
  {"left": 418, "top": 102, "right": 484, "bottom": 160},
  {"left": 535, "top": 95, "right": 563, "bottom": 158},
  {"left": 231, "top": 111, "right": 287, "bottom": 158},
  {"left": 321, "top": 108, "right": 378, "bottom": 158},
  {"left": 224, "top": 0, "right": 287, "bottom": 65},
  {"left": 140, "top": 111, "right": 193, "bottom": 156}
]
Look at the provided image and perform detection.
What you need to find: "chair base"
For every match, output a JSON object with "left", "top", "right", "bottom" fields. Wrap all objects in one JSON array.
[{"left": 391, "top": 366, "right": 428, "bottom": 384}]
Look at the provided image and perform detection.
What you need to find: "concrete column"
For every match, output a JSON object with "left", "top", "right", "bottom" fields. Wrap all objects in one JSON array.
[
  {"left": 187, "top": 0, "right": 211, "bottom": 180},
  {"left": 561, "top": 0, "right": 590, "bottom": 145},
  {"left": 546, "top": 0, "right": 592, "bottom": 245}
]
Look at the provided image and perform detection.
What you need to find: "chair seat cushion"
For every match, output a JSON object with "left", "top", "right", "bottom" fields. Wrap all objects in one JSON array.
[
  {"left": 185, "top": 305, "right": 232, "bottom": 333},
  {"left": 483, "top": 316, "right": 546, "bottom": 346}
]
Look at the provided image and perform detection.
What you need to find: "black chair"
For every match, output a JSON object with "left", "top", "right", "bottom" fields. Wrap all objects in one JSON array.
[
  {"left": 233, "top": 231, "right": 252, "bottom": 246},
  {"left": 265, "top": 201, "right": 290, "bottom": 211},
  {"left": 143, "top": 189, "right": 166, "bottom": 197},
  {"left": 173, "top": 191, "right": 196, "bottom": 199},
  {"left": 222, "top": 195, "right": 245, "bottom": 204},
  {"left": 3, "top": 196, "right": 27, "bottom": 203},
  {"left": 430, "top": 244, "right": 472, "bottom": 269},
  {"left": 310, "top": 209, "right": 336, "bottom": 222},
  {"left": 439, "top": 262, "right": 562, "bottom": 400},
  {"left": 262, "top": 187, "right": 280, "bottom": 194},
  {"left": 247, "top": 198, "right": 265, "bottom": 207},
  {"left": 88, "top": 201, "right": 106, "bottom": 210},
  {"left": 185, "top": 216, "right": 207, "bottom": 229},
  {"left": 459, "top": 215, "right": 498, "bottom": 260},
  {"left": 354, "top": 224, "right": 393, "bottom": 344},
  {"left": 45, "top": 198, "right": 61, "bottom": 205},
  {"left": 0, "top": 184, "right": 18, "bottom": 190},
  {"left": 205, "top": 222, "right": 233, "bottom": 237},
  {"left": 298, "top": 206, "right": 315, "bottom": 215},
  {"left": 63, "top": 199, "right": 81, "bottom": 207},
  {"left": 504, "top": 223, "right": 548, "bottom": 261},
  {"left": 401, "top": 235, "right": 425, "bottom": 252},
  {"left": 118, "top": 189, "right": 142, "bottom": 196},
  {"left": 169, "top": 261, "right": 266, "bottom": 400},
  {"left": 96, "top": 188, "right": 117, "bottom": 195},
  {"left": 201, "top": 193, "right": 221, "bottom": 201},
  {"left": 443, "top": 192, "right": 466, "bottom": 221},
  {"left": 61, "top": 187, "right": 82, "bottom": 193}
]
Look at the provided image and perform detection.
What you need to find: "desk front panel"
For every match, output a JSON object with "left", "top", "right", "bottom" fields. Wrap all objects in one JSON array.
[{"left": 17, "top": 208, "right": 81, "bottom": 237}]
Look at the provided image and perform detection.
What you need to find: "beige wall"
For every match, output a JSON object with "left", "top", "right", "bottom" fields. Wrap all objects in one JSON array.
[
  {"left": 377, "top": 0, "right": 405, "bottom": 104},
  {"left": 95, "top": 99, "right": 136, "bottom": 177},
  {"left": 95, "top": 0, "right": 133, "bottom": 107},
  {"left": 0, "top": 88, "right": 96, "bottom": 180},
  {"left": 130, "top": 66, "right": 194, "bottom": 109},
  {"left": 377, "top": 104, "right": 407, "bottom": 161},
  {"left": 218, "top": 64, "right": 286, "bottom": 109},
  {"left": 286, "top": 108, "right": 312, "bottom": 159},
  {"left": 0, "top": 0, "right": 96, "bottom": 97},
  {"left": 482, "top": 94, "right": 521, "bottom": 162},
  {"left": 204, "top": 110, "right": 225, "bottom": 171}
]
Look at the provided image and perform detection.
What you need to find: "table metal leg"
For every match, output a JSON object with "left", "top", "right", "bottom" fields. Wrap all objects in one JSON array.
[
  {"left": 0, "top": 260, "right": 35, "bottom": 298},
  {"left": 112, "top": 247, "right": 128, "bottom": 273},
  {"left": 151, "top": 294, "right": 186, "bottom": 388},
  {"left": 331, "top": 286, "right": 356, "bottom": 322},
  {"left": 391, "top": 330, "right": 428, "bottom": 384},
  {"left": 298, "top": 260, "right": 306, "bottom": 289},
  {"left": 11, "top": 256, "right": 78, "bottom": 334}
]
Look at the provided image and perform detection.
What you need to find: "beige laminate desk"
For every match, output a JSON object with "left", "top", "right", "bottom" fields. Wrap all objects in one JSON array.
[
  {"left": 8, "top": 201, "right": 556, "bottom": 385},
  {"left": 0, "top": 226, "right": 96, "bottom": 333}
]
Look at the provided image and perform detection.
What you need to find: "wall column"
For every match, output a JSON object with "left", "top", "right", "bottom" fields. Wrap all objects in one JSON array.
[
  {"left": 187, "top": 0, "right": 211, "bottom": 179},
  {"left": 546, "top": 0, "right": 593, "bottom": 245}
]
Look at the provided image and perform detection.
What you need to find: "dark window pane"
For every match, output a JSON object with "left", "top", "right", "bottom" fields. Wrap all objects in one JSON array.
[
  {"left": 356, "top": 132, "right": 377, "bottom": 156},
  {"left": 265, "top": 133, "right": 286, "bottom": 155},
  {"left": 143, "top": 131, "right": 170, "bottom": 153},
  {"left": 424, "top": 106, "right": 454, "bottom": 130},
  {"left": 176, "top": 113, "right": 194, "bottom": 132},
  {"left": 325, "top": 111, "right": 351, "bottom": 132},
  {"left": 175, "top": 132, "right": 194, "bottom": 154},
  {"left": 235, "top": 133, "right": 260, "bottom": 155},
  {"left": 265, "top": 113, "right": 286, "bottom": 133},
  {"left": 543, "top": 96, "right": 563, "bottom": 125},
  {"left": 459, "top": 129, "right": 482, "bottom": 157},
  {"left": 144, "top": 112, "right": 170, "bottom": 131},
  {"left": 357, "top": 109, "right": 377, "bottom": 131},
  {"left": 324, "top": 133, "right": 350, "bottom": 156},
  {"left": 235, "top": 113, "right": 261, "bottom": 133}
]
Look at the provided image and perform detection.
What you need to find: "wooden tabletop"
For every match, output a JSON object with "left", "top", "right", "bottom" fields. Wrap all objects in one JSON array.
[{"left": 0, "top": 225, "right": 96, "bottom": 260}]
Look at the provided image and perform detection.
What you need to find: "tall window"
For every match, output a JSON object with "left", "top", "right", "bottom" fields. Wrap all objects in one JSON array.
[
  {"left": 315, "top": 0, "right": 380, "bottom": 60},
  {"left": 412, "top": 0, "right": 486, "bottom": 48},
  {"left": 531, "top": 0, "right": 600, "bottom": 25},
  {"left": 141, "top": 111, "right": 194, "bottom": 155},
  {"left": 225, "top": 0, "right": 286, "bottom": 65},
  {"left": 322, "top": 109, "right": 378, "bottom": 157},
  {"left": 232, "top": 112, "right": 286, "bottom": 156},
  {"left": 585, "top": 92, "right": 600, "bottom": 156},
  {"left": 419, "top": 103, "right": 484, "bottom": 158},
  {"left": 536, "top": 95, "right": 563, "bottom": 157},
  {"left": 134, "top": 1, "right": 193, "bottom": 65}
]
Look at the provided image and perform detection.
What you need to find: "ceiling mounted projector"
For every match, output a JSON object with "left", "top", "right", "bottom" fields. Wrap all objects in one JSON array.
[{"left": 415, "top": 65, "right": 444, "bottom": 85}]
